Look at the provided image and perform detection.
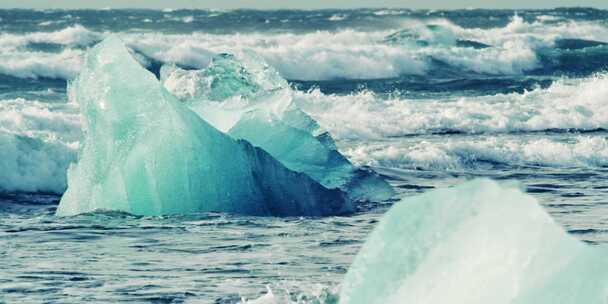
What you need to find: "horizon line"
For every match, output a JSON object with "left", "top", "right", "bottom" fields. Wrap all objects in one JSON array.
[{"left": 0, "top": 6, "right": 604, "bottom": 11}]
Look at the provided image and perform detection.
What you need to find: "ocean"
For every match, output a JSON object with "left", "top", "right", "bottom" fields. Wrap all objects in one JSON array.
[{"left": 2, "top": 7, "right": 608, "bottom": 303}]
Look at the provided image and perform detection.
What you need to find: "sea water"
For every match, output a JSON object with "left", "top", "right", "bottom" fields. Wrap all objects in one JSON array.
[{"left": 2, "top": 8, "right": 608, "bottom": 303}]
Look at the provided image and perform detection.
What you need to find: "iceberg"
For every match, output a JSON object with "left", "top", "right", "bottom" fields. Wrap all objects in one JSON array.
[
  {"left": 160, "top": 52, "right": 394, "bottom": 202},
  {"left": 339, "top": 179, "right": 608, "bottom": 304},
  {"left": 56, "top": 36, "right": 350, "bottom": 217}
]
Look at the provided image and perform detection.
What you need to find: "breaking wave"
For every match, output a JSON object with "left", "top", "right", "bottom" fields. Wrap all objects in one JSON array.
[
  {"left": 1, "top": 16, "right": 608, "bottom": 80},
  {"left": 0, "top": 98, "right": 79, "bottom": 193},
  {"left": 294, "top": 73, "right": 608, "bottom": 138},
  {"left": 344, "top": 136, "right": 608, "bottom": 170}
]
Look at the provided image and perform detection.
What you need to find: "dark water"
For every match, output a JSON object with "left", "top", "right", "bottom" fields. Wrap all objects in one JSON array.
[{"left": 2, "top": 8, "right": 608, "bottom": 303}]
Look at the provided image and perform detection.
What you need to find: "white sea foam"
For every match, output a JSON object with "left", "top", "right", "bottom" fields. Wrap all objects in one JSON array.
[
  {"left": 328, "top": 14, "right": 347, "bottom": 21},
  {"left": 0, "top": 24, "right": 101, "bottom": 47},
  {"left": 0, "top": 98, "right": 80, "bottom": 193},
  {"left": 0, "top": 131, "right": 77, "bottom": 193},
  {"left": 121, "top": 30, "right": 428, "bottom": 80},
  {"left": 121, "top": 16, "right": 589, "bottom": 79},
  {"left": 0, "top": 25, "right": 94, "bottom": 79},
  {"left": 0, "top": 48, "right": 83, "bottom": 79},
  {"left": 536, "top": 15, "right": 563, "bottom": 22},
  {"left": 0, "top": 17, "right": 607, "bottom": 80},
  {"left": 294, "top": 74, "right": 608, "bottom": 138},
  {"left": 373, "top": 10, "right": 407, "bottom": 16},
  {"left": 0, "top": 98, "right": 80, "bottom": 141},
  {"left": 240, "top": 284, "right": 339, "bottom": 304},
  {"left": 344, "top": 136, "right": 608, "bottom": 170}
]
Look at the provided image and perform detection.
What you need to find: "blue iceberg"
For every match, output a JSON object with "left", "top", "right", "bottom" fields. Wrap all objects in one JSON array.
[
  {"left": 160, "top": 52, "right": 394, "bottom": 202},
  {"left": 340, "top": 179, "right": 608, "bottom": 304},
  {"left": 56, "top": 36, "right": 350, "bottom": 217}
]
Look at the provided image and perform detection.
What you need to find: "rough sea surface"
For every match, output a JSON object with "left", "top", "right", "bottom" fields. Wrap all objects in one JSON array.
[{"left": 2, "top": 8, "right": 608, "bottom": 303}]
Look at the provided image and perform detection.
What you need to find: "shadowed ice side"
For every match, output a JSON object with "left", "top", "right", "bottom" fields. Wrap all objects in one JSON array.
[
  {"left": 55, "top": 36, "right": 350, "bottom": 217},
  {"left": 339, "top": 179, "right": 608, "bottom": 304},
  {"left": 160, "top": 52, "right": 394, "bottom": 203}
]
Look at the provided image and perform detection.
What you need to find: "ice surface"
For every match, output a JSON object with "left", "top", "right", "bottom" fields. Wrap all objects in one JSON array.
[
  {"left": 160, "top": 52, "right": 285, "bottom": 102},
  {"left": 160, "top": 53, "right": 394, "bottom": 202},
  {"left": 56, "top": 36, "right": 350, "bottom": 217},
  {"left": 339, "top": 179, "right": 608, "bottom": 304}
]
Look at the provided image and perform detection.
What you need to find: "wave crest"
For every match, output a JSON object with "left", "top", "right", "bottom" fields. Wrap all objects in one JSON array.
[
  {"left": 294, "top": 73, "right": 608, "bottom": 138},
  {"left": 345, "top": 136, "right": 608, "bottom": 170}
]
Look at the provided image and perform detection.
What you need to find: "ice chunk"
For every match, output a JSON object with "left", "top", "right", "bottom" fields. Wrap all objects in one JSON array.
[
  {"left": 56, "top": 36, "right": 349, "bottom": 217},
  {"left": 339, "top": 179, "right": 608, "bottom": 304},
  {"left": 160, "top": 53, "right": 394, "bottom": 202},
  {"left": 160, "top": 52, "right": 286, "bottom": 103},
  {"left": 228, "top": 109, "right": 351, "bottom": 188}
]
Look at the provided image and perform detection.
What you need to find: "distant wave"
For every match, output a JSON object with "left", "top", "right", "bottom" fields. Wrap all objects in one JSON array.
[
  {"left": 0, "top": 49, "right": 82, "bottom": 80},
  {"left": 1, "top": 16, "right": 608, "bottom": 81},
  {"left": 1, "top": 24, "right": 101, "bottom": 47}
]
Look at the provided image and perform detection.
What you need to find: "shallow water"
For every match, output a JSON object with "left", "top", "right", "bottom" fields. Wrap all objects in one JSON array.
[{"left": 2, "top": 7, "right": 608, "bottom": 303}]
